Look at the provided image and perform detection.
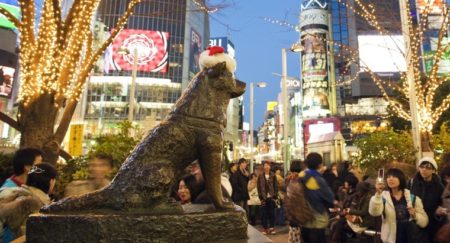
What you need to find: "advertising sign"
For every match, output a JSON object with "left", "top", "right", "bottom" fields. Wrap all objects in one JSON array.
[
  {"left": 358, "top": 35, "right": 406, "bottom": 72},
  {"left": 424, "top": 37, "right": 450, "bottom": 75},
  {"left": 0, "top": 0, "right": 19, "bottom": 29},
  {"left": 210, "top": 37, "right": 235, "bottom": 58},
  {"left": 417, "top": 0, "right": 445, "bottom": 14},
  {"left": 301, "top": 32, "right": 330, "bottom": 117},
  {"left": 0, "top": 66, "right": 15, "bottom": 97},
  {"left": 189, "top": 28, "right": 202, "bottom": 75},
  {"left": 110, "top": 29, "right": 169, "bottom": 73},
  {"left": 68, "top": 124, "right": 84, "bottom": 156}
]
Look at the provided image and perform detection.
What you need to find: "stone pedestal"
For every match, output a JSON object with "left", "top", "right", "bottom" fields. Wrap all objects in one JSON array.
[{"left": 26, "top": 209, "right": 247, "bottom": 243}]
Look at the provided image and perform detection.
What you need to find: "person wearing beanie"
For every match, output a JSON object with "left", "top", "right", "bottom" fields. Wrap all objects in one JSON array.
[{"left": 409, "top": 156, "right": 444, "bottom": 241}]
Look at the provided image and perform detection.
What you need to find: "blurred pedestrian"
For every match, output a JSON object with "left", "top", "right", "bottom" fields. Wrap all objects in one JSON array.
[
  {"left": 230, "top": 158, "right": 250, "bottom": 213},
  {"left": 299, "top": 153, "right": 334, "bottom": 243},
  {"left": 64, "top": 154, "right": 113, "bottom": 197},
  {"left": 247, "top": 173, "right": 261, "bottom": 225},
  {"left": 257, "top": 160, "right": 278, "bottom": 235},
  {"left": 434, "top": 165, "right": 450, "bottom": 243},
  {"left": 285, "top": 159, "right": 303, "bottom": 243},
  {"left": 275, "top": 168, "right": 286, "bottom": 226},
  {"left": 1, "top": 148, "right": 43, "bottom": 189},
  {"left": 408, "top": 156, "right": 444, "bottom": 242}
]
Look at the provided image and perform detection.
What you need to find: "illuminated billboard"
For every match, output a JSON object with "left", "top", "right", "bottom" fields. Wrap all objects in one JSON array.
[
  {"left": 358, "top": 35, "right": 406, "bottom": 72},
  {"left": 417, "top": 0, "right": 445, "bottom": 14},
  {"left": 110, "top": 29, "right": 169, "bottom": 73},
  {"left": 0, "top": 0, "right": 19, "bottom": 29},
  {"left": 0, "top": 66, "right": 15, "bottom": 97}
]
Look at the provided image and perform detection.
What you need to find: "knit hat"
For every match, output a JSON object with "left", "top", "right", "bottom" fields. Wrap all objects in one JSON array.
[
  {"left": 199, "top": 46, "right": 236, "bottom": 74},
  {"left": 417, "top": 156, "right": 438, "bottom": 170}
]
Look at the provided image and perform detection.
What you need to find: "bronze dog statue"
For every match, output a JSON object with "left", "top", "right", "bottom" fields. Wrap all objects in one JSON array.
[{"left": 43, "top": 62, "right": 245, "bottom": 213}]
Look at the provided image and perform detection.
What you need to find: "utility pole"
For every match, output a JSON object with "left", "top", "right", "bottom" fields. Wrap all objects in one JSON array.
[
  {"left": 128, "top": 48, "right": 138, "bottom": 123},
  {"left": 282, "top": 48, "right": 290, "bottom": 173}
]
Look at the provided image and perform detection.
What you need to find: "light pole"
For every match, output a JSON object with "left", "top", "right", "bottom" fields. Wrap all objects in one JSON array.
[
  {"left": 249, "top": 81, "right": 267, "bottom": 172},
  {"left": 118, "top": 46, "right": 139, "bottom": 123},
  {"left": 128, "top": 48, "right": 138, "bottom": 123},
  {"left": 281, "top": 43, "right": 304, "bottom": 173}
]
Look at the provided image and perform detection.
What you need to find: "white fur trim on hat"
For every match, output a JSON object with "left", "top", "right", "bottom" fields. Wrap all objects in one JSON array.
[
  {"left": 199, "top": 48, "right": 236, "bottom": 74},
  {"left": 417, "top": 156, "right": 438, "bottom": 170}
]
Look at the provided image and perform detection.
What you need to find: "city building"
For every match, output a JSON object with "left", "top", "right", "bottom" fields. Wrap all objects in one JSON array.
[
  {"left": 79, "top": 0, "right": 210, "bottom": 136},
  {"left": 329, "top": 0, "right": 403, "bottom": 144}
]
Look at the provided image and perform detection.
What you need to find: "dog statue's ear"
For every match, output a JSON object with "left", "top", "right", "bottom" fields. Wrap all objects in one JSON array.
[{"left": 206, "top": 62, "right": 227, "bottom": 78}]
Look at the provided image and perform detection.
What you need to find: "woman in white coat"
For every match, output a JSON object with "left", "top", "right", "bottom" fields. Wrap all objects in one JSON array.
[{"left": 369, "top": 168, "right": 428, "bottom": 243}]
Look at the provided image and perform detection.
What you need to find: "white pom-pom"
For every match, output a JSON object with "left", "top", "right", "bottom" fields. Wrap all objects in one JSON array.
[{"left": 199, "top": 48, "right": 236, "bottom": 74}]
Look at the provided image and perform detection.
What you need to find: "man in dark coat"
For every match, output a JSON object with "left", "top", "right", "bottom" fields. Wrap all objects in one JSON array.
[
  {"left": 409, "top": 156, "right": 444, "bottom": 242},
  {"left": 257, "top": 160, "right": 278, "bottom": 235},
  {"left": 230, "top": 158, "right": 250, "bottom": 213}
]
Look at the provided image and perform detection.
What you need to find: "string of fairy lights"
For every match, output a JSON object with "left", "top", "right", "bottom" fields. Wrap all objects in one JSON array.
[
  {"left": 0, "top": 0, "right": 222, "bottom": 111},
  {"left": 336, "top": 0, "right": 450, "bottom": 133},
  {"left": 262, "top": 0, "right": 450, "bottom": 133}
]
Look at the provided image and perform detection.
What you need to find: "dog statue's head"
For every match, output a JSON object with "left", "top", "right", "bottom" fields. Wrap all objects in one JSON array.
[{"left": 204, "top": 62, "right": 246, "bottom": 98}]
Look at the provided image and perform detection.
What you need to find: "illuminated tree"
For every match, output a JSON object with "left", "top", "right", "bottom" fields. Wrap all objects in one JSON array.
[
  {"left": 0, "top": 0, "right": 141, "bottom": 163},
  {"left": 337, "top": 0, "right": 450, "bottom": 153},
  {"left": 0, "top": 0, "right": 221, "bottom": 164}
]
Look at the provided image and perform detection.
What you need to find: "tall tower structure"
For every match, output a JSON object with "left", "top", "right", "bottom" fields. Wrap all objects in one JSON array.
[{"left": 299, "top": 0, "right": 332, "bottom": 119}]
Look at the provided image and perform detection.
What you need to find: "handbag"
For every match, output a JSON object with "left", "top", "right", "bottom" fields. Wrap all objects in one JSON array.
[{"left": 406, "top": 220, "right": 430, "bottom": 243}]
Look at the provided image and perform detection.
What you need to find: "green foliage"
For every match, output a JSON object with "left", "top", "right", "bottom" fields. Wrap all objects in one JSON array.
[
  {"left": 354, "top": 129, "right": 416, "bottom": 177},
  {"left": 87, "top": 120, "right": 142, "bottom": 175},
  {"left": 432, "top": 122, "right": 450, "bottom": 167},
  {"left": 54, "top": 156, "right": 89, "bottom": 199},
  {"left": 54, "top": 121, "right": 142, "bottom": 199}
]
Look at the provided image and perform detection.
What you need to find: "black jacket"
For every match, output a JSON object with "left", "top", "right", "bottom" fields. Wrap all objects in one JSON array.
[
  {"left": 409, "top": 173, "right": 444, "bottom": 238},
  {"left": 230, "top": 169, "right": 250, "bottom": 202}
]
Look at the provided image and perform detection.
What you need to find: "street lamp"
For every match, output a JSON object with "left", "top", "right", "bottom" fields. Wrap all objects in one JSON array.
[
  {"left": 281, "top": 43, "right": 304, "bottom": 173},
  {"left": 118, "top": 46, "right": 139, "bottom": 123},
  {"left": 249, "top": 81, "right": 267, "bottom": 172}
]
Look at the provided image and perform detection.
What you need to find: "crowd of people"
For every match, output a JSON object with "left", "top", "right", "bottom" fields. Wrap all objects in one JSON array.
[
  {"left": 1, "top": 147, "right": 450, "bottom": 243},
  {"left": 212, "top": 153, "right": 450, "bottom": 243}
]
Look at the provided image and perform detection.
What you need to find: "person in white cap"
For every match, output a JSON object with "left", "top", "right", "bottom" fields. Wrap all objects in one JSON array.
[{"left": 408, "top": 156, "right": 445, "bottom": 241}]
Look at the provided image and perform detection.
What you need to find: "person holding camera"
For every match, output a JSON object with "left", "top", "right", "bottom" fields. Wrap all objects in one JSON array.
[{"left": 369, "top": 168, "right": 428, "bottom": 243}]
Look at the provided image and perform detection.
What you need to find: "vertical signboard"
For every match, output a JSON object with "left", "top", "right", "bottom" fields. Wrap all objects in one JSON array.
[
  {"left": 300, "top": 0, "right": 331, "bottom": 118},
  {"left": 189, "top": 28, "right": 202, "bottom": 76},
  {"left": 68, "top": 124, "right": 84, "bottom": 156}
]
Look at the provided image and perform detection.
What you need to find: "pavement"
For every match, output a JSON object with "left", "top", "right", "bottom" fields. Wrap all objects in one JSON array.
[{"left": 253, "top": 225, "right": 289, "bottom": 243}]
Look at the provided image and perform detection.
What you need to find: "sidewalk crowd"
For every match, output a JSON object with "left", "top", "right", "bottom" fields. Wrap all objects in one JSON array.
[{"left": 1, "top": 148, "right": 450, "bottom": 243}]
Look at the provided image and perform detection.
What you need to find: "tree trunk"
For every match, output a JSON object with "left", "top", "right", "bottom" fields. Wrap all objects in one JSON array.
[
  {"left": 18, "top": 94, "right": 60, "bottom": 164},
  {"left": 420, "top": 131, "right": 433, "bottom": 153}
]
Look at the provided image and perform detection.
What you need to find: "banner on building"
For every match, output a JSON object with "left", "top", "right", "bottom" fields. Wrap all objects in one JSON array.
[
  {"left": 110, "top": 29, "right": 169, "bottom": 73},
  {"left": 68, "top": 124, "right": 84, "bottom": 156},
  {"left": 189, "top": 28, "right": 202, "bottom": 76},
  {"left": 301, "top": 32, "right": 330, "bottom": 117}
]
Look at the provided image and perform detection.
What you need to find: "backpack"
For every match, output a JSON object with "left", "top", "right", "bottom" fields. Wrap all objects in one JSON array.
[{"left": 284, "top": 177, "right": 314, "bottom": 225}]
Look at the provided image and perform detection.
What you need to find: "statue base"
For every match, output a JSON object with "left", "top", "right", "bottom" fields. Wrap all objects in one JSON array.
[{"left": 26, "top": 208, "right": 249, "bottom": 243}]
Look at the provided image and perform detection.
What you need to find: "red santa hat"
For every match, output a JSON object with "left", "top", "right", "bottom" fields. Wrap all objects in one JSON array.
[{"left": 199, "top": 46, "right": 236, "bottom": 74}]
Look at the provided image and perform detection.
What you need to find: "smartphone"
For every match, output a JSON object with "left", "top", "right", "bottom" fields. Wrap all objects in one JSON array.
[{"left": 377, "top": 168, "right": 384, "bottom": 183}]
